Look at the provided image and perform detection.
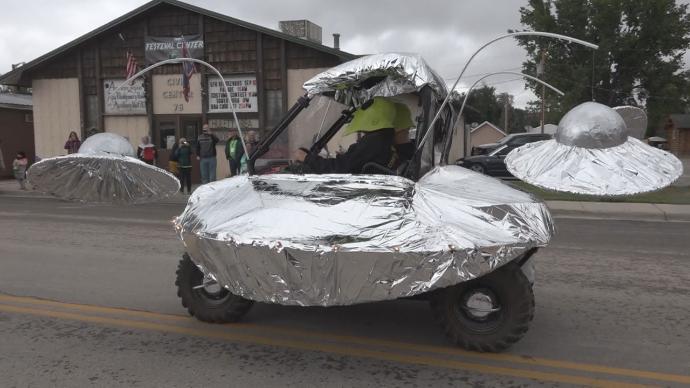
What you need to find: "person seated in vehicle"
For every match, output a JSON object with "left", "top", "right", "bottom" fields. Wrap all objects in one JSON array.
[
  {"left": 294, "top": 97, "right": 413, "bottom": 174},
  {"left": 391, "top": 102, "right": 416, "bottom": 165}
]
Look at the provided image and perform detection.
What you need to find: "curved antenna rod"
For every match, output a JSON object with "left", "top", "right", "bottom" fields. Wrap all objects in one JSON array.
[
  {"left": 458, "top": 71, "right": 564, "bottom": 120},
  {"left": 109, "top": 58, "right": 248, "bottom": 158},
  {"left": 417, "top": 31, "right": 598, "bottom": 152},
  {"left": 449, "top": 72, "right": 564, "bottom": 163}
]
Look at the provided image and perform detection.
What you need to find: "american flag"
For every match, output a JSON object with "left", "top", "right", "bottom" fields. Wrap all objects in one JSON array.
[
  {"left": 125, "top": 51, "right": 138, "bottom": 84},
  {"left": 181, "top": 37, "right": 196, "bottom": 103}
]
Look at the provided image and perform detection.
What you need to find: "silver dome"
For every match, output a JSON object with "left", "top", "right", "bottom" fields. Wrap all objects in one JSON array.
[{"left": 555, "top": 102, "right": 627, "bottom": 149}]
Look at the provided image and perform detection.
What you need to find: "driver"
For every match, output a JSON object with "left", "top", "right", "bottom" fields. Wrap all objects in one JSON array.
[{"left": 294, "top": 97, "right": 412, "bottom": 174}]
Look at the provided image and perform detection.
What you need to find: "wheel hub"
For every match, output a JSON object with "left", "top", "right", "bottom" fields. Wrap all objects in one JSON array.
[
  {"left": 193, "top": 274, "right": 229, "bottom": 301},
  {"left": 462, "top": 290, "right": 501, "bottom": 320}
]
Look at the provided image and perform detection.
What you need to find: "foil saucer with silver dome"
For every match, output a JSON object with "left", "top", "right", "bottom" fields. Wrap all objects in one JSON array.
[
  {"left": 28, "top": 132, "right": 180, "bottom": 204},
  {"left": 505, "top": 102, "right": 683, "bottom": 196}
]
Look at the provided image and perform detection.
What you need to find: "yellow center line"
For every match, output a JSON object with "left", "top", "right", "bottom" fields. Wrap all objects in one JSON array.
[
  {"left": 0, "top": 303, "right": 652, "bottom": 388},
  {"left": 1, "top": 294, "right": 687, "bottom": 384}
]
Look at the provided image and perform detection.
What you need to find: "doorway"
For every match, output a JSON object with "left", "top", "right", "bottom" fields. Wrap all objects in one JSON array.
[{"left": 154, "top": 116, "right": 203, "bottom": 183}]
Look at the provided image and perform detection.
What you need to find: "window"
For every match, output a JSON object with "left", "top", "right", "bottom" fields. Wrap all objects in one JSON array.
[{"left": 24, "top": 113, "right": 33, "bottom": 123}]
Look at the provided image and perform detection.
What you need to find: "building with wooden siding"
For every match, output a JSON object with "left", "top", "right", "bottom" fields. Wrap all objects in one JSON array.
[
  {"left": 0, "top": 93, "right": 34, "bottom": 178},
  {"left": 0, "top": 0, "right": 355, "bottom": 179},
  {"left": 664, "top": 114, "right": 690, "bottom": 156}
]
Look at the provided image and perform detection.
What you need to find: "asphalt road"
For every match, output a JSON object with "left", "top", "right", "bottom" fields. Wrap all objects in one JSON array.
[{"left": 0, "top": 196, "right": 689, "bottom": 387}]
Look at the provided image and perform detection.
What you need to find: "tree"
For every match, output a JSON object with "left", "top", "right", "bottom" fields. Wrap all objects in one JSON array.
[
  {"left": 456, "top": 85, "right": 537, "bottom": 133},
  {"left": 516, "top": 0, "right": 690, "bottom": 135}
]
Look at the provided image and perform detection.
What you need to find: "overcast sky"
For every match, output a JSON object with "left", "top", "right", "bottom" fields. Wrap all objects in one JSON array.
[{"left": 1, "top": 0, "right": 688, "bottom": 108}]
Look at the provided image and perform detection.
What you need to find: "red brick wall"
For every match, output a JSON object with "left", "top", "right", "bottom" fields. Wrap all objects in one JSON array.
[{"left": 0, "top": 107, "right": 35, "bottom": 178}]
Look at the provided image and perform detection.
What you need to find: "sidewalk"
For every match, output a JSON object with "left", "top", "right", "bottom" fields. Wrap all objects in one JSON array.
[
  {"left": 1, "top": 179, "right": 689, "bottom": 221},
  {"left": 545, "top": 200, "right": 690, "bottom": 222}
]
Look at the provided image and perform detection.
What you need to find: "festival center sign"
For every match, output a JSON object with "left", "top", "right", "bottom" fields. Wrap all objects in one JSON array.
[
  {"left": 208, "top": 75, "right": 258, "bottom": 113},
  {"left": 104, "top": 79, "right": 146, "bottom": 115},
  {"left": 145, "top": 35, "right": 204, "bottom": 63}
]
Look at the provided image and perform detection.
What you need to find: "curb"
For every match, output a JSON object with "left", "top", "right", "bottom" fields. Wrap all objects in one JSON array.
[{"left": 2, "top": 191, "right": 689, "bottom": 222}]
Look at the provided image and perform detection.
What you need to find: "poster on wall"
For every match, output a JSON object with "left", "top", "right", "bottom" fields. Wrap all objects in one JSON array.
[
  {"left": 145, "top": 35, "right": 204, "bottom": 63},
  {"left": 208, "top": 75, "right": 258, "bottom": 113},
  {"left": 103, "top": 79, "right": 146, "bottom": 115}
]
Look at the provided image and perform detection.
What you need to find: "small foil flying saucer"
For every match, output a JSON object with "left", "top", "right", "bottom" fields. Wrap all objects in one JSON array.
[
  {"left": 28, "top": 133, "right": 180, "bottom": 204},
  {"left": 506, "top": 102, "right": 683, "bottom": 196}
]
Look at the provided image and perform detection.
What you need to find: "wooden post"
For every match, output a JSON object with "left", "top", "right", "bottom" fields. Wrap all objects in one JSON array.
[
  {"left": 77, "top": 49, "right": 86, "bottom": 138},
  {"left": 256, "top": 32, "right": 265, "bottom": 132},
  {"left": 95, "top": 42, "right": 104, "bottom": 133},
  {"left": 144, "top": 19, "right": 154, "bottom": 140},
  {"left": 199, "top": 15, "right": 208, "bottom": 125},
  {"left": 280, "top": 39, "right": 288, "bottom": 114}
]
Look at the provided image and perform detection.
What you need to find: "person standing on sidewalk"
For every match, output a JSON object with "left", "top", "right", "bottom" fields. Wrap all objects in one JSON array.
[
  {"left": 196, "top": 124, "right": 219, "bottom": 184},
  {"left": 12, "top": 151, "right": 28, "bottom": 190},
  {"left": 137, "top": 136, "right": 158, "bottom": 166},
  {"left": 224, "top": 129, "right": 243, "bottom": 177},
  {"left": 0, "top": 139, "right": 6, "bottom": 172},
  {"left": 175, "top": 138, "right": 193, "bottom": 194},
  {"left": 64, "top": 131, "right": 81, "bottom": 154}
]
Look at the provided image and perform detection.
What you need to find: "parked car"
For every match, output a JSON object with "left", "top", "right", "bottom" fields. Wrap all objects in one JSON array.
[
  {"left": 472, "top": 133, "right": 552, "bottom": 155},
  {"left": 459, "top": 133, "right": 552, "bottom": 176}
]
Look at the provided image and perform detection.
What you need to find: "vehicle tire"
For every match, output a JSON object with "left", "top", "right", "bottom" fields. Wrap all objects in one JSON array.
[
  {"left": 469, "top": 164, "right": 486, "bottom": 174},
  {"left": 430, "top": 262, "right": 534, "bottom": 352},
  {"left": 175, "top": 253, "right": 253, "bottom": 323}
]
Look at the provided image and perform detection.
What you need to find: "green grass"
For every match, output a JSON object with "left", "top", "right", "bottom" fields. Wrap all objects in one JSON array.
[{"left": 509, "top": 181, "right": 690, "bottom": 204}]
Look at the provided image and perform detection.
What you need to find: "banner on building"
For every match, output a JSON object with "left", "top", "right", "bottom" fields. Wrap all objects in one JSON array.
[
  {"left": 144, "top": 35, "right": 204, "bottom": 63},
  {"left": 208, "top": 75, "right": 258, "bottom": 113},
  {"left": 104, "top": 79, "right": 146, "bottom": 115}
]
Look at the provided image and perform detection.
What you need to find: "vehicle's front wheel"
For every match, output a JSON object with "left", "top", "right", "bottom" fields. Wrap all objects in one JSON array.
[
  {"left": 175, "top": 253, "right": 253, "bottom": 323},
  {"left": 430, "top": 262, "right": 534, "bottom": 352},
  {"left": 469, "top": 164, "right": 486, "bottom": 174}
]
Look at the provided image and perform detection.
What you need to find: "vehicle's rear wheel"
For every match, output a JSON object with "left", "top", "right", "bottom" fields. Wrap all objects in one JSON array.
[
  {"left": 430, "top": 262, "right": 534, "bottom": 352},
  {"left": 469, "top": 164, "right": 486, "bottom": 174},
  {"left": 175, "top": 253, "right": 253, "bottom": 323}
]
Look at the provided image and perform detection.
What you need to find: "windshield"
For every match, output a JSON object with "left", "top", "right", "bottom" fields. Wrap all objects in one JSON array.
[
  {"left": 497, "top": 134, "right": 517, "bottom": 145},
  {"left": 286, "top": 95, "right": 356, "bottom": 158},
  {"left": 489, "top": 145, "right": 509, "bottom": 156}
]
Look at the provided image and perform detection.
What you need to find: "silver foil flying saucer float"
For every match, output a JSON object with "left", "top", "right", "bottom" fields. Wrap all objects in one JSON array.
[
  {"left": 28, "top": 132, "right": 180, "bottom": 204},
  {"left": 175, "top": 166, "right": 554, "bottom": 306},
  {"left": 505, "top": 102, "right": 683, "bottom": 196}
]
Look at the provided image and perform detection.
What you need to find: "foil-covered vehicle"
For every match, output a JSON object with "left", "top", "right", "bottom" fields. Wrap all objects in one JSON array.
[
  {"left": 173, "top": 53, "right": 555, "bottom": 352},
  {"left": 28, "top": 32, "right": 681, "bottom": 353}
]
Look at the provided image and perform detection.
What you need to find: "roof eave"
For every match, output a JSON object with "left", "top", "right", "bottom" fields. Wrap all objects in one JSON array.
[{"left": 0, "top": 0, "right": 356, "bottom": 85}]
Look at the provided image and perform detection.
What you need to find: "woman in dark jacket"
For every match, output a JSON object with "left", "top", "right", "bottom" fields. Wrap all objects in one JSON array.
[
  {"left": 175, "top": 138, "right": 193, "bottom": 194},
  {"left": 64, "top": 131, "right": 81, "bottom": 154}
]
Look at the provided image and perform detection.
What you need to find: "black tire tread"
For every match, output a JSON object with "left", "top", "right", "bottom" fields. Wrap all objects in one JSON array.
[
  {"left": 430, "top": 262, "right": 534, "bottom": 352},
  {"left": 175, "top": 254, "right": 253, "bottom": 323}
]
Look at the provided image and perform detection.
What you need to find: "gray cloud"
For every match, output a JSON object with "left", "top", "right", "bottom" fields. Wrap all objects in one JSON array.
[{"left": 2, "top": 0, "right": 688, "bottom": 109}]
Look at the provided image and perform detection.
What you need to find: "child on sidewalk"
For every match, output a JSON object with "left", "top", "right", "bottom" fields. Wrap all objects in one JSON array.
[{"left": 12, "top": 151, "right": 28, "bottom": 190}]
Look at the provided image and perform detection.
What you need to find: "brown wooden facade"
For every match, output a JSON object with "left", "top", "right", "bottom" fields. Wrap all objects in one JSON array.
[{"left": 6, "top": 0, "right": 351, "bottom": 168}]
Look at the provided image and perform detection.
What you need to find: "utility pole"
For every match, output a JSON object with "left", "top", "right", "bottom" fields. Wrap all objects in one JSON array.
[
  {"left": 536, "top": 50, "right": 547, "bottom": 134},
  {"left": 503, "top": 94, "right": 509, "bottom": 132}
]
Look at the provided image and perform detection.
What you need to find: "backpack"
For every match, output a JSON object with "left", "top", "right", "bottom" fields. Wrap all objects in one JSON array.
[{"left": 142, "top": 146, "right": 156, "bottom": 162}]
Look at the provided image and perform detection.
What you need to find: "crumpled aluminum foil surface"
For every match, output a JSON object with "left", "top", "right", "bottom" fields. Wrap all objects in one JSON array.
[
  {"left": 303, "top": 53, "right": 447, "bottom": 105},
  {"left": 175, "top": 165, "right": 554, "bottom": 306},
  {"left": 78, "top": 132, "right": 137, "bottom": 156},
  {"left": 506, "top": 102, "right": 683, "bottom": 196},
  {"left": 28, "top": 133, "right": 180, "bottom": 204}
]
